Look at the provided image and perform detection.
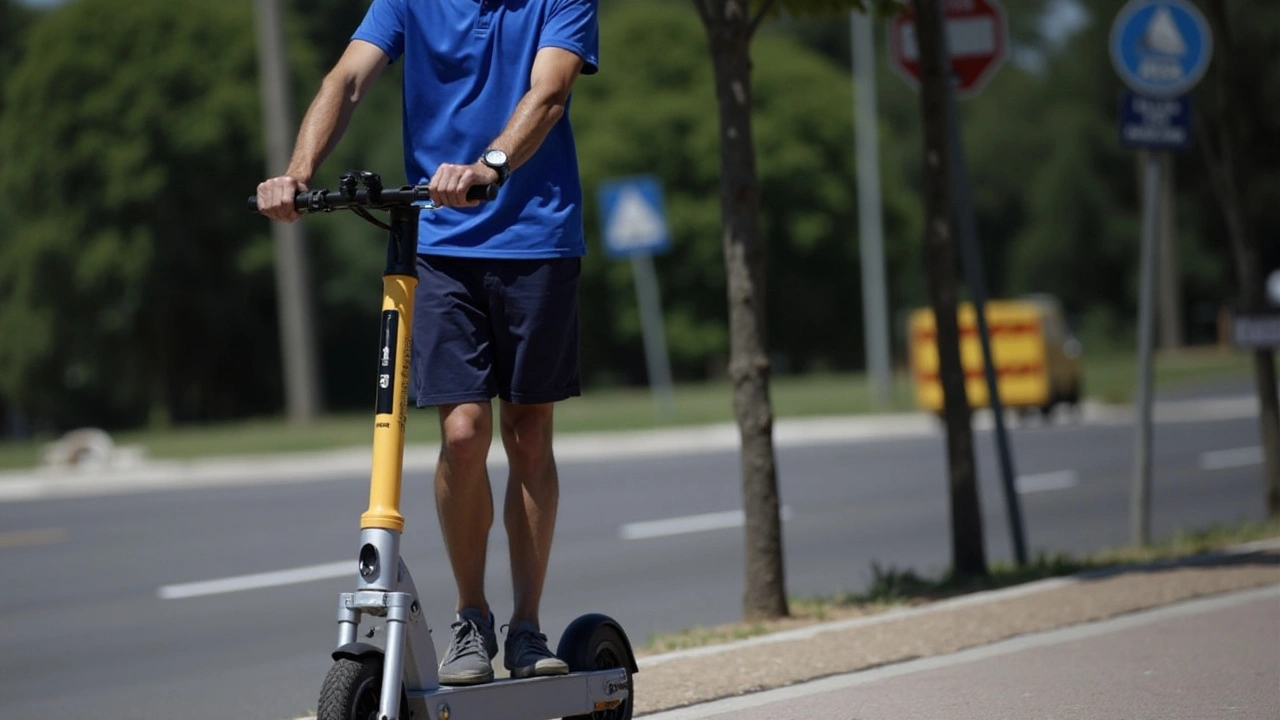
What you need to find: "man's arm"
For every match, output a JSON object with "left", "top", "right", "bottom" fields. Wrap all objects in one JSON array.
[
  {"left": 428, "top": 47, "right": 585, "bottom": 207},
  {"left": 257, "top": 40, "right": 390, "bottom": 222}
]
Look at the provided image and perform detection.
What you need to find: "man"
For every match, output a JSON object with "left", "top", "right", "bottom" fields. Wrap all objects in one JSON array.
[{"left": 256, "top": 0, "right": 599, "bottom": 687}]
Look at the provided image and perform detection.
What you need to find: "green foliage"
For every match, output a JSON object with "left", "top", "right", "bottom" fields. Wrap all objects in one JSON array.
[
  {"left": 777, "top": 0, "right": 1278, "bottom": 350},
  {"left": 0, "top": 0, "right": 273, "bottom": 427},
  {"left": 0, "top": 0, "right": 1276, "bottom": 431},
  {"left": 574, "top": 0, "right": 919, "bottom": 381}
]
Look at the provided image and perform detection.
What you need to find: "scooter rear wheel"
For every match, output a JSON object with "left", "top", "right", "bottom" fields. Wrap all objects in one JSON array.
[
  {"left": 317, "top": 655, "right": 408, "bottom": 720},
  {"left": 559, "top": 620, "right": 634, "bottom": 720}
]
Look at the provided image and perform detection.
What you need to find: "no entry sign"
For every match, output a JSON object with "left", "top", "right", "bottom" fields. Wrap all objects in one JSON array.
[{"left": 889, "top": 0, "right": 1009, "bottom": 98}]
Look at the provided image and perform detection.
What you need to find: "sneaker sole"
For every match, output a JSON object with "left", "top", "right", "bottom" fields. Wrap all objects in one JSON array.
[
  {"left": 508, "top": 659, "right": 570, "bottom": 679},
  {"left": 439, "top": 668, "right": 495, "bottom": 686}
]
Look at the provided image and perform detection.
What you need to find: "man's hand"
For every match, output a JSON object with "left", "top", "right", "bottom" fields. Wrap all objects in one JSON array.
[
  {"left": 256, "top": 176, "right": 309, "bottom": 222},
  {"left": 428, "top": 162, "right": 500, "bottom": 208}
]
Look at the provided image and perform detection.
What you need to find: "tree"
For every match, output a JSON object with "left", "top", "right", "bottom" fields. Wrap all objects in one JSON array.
[
  {"left": 688, "top": 0, "right": 903, "bottom": 620},
  {"left": 910, "top": 0, "right": 988, "bottom": 576},
  {"left": 1198, "top": 0, "right": 1280, "bottom": 516},
  {"left": 0, "top": 0, "right": 275, "bottom": 428}
]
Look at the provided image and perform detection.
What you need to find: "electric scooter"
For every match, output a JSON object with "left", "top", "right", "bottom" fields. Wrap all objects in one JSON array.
[{"left": 250, "top": 170, "right": 636, "bottom": 720}]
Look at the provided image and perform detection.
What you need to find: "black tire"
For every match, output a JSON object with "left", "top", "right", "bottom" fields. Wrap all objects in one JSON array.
[
  {"left": 559, "top": 620, "right": 635, "bottom": 720},
  {"left": 317, "top": 655, "right": 409, "bottom": 720}
]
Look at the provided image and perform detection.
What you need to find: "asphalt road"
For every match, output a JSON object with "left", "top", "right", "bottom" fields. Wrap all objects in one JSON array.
[{"left": 0, "top": 397, "right": 1270, "bottom": 720}]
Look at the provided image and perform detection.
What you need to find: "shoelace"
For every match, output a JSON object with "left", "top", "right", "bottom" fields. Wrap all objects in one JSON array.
[
  {"left": 504, "top": 625, "right": 553, "bottom": 660},
  {"left": 444, "top": 619, "right": 488, "bottom": 662}
]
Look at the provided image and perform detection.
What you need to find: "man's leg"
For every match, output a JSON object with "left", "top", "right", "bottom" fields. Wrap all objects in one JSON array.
[
  {"left": 499, "top": 400, "right": 570, "bottom": 678},
  {"left": 435, "top": 400, "right": 500, "bottom": 685},
  {"left": 436, "top": 401, "right": 495, "bottom": 616},
  {"left": 499, "top": 400, "right": 558, "bottom": 626}
]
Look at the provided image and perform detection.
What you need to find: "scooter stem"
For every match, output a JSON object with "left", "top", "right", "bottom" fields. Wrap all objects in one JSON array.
[{"left": 361, "top": 206, "right": 421, "bottom": 533}]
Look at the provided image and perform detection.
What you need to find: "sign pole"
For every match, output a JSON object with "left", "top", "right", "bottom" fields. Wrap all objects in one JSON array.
[
  {"left": 1110, "top": 0, "right": 1212, "bottom": 546},
  {"left": 630, "top": 254, "right": 675, "bottom": 421},
  {"left": 1131, "top": 151, "right": 1163, "bottom": 547},
  {"left": 938, "top": 9, "right": 1027, "bottom": 567},
  {"left": 597, "top": 175, "right": 676, "bottom": 422}
]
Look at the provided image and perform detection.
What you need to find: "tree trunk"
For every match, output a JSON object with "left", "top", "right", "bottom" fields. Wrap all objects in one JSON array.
[
  {"left": 913, "top": 0, "right": 987, "bottom": 576},
  {"left": 1201, "top": 0, "right": 1280, "bottom": 516},
  {"left": 702, "top": 0, "right": 789, "bottom": 620}
]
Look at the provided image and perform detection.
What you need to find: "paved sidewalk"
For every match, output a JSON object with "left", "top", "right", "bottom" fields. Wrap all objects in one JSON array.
[
  {"left": 630, "top": 540, "right": 1280, "bottom": 717},
  {"left": 642, "top": 585, "right": 1280, "bottom": 720}
]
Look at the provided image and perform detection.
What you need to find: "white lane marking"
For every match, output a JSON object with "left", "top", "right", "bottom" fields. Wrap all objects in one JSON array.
[
  {"left": 620, "top": 507, "right": 793, "bottom": 541},
  {"left": 641, "top": 584, "right": 1280, "bottom": 720},
  {"left": 1200, "top": 446, "right": 1263, "bottom": 471},
  {"left": 1015, "top": 470, "right": 1078, "bottom": 494},
  {"left": 158, "top": 560, "right": 354, "bottom": 600}
]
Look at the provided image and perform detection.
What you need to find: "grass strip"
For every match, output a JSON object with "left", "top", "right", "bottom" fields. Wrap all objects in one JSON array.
[
  {"left": 0, "top": 348, "right": 1256, "bottom": 471},
  {"left": 638, "top": 517, "right": 1280, "bottom": 654}
]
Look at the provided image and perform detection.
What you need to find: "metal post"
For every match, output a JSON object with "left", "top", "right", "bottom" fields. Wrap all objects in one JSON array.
[
  {"left": 852, "top": 11, "right": 894, "bottom": 407},
  {"left": 939, "top": 11, "right": 1027, "bottom": 566},
  {"left": 254, "top": 0, "right": 323, "bottom": 423},
  {"left": 630, "top": 254, "right": 675, "bottom": 421},
  {"left": 1157, "top": 158, "right": 1182, "bottom": 348},
  {"left": 1131, "top": 151, "right": 1163, "bottom": 547}
]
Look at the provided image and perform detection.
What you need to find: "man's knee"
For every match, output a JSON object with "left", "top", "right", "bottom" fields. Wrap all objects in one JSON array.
[
  {"left": 501, "top": 404, "right": 555, "bottom": 469},
  {"left": 439, "top": 404, "right": 492, "bottom": 469}
]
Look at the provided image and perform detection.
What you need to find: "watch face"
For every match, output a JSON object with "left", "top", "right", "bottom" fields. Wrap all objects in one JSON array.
[{"left": 484, "top": 149, "right": 508, "bottom": 167}]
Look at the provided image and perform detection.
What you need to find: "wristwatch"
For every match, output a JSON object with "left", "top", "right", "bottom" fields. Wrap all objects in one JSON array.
[{"left": 480, "top": 148, "right": 510, "bottom": 186}]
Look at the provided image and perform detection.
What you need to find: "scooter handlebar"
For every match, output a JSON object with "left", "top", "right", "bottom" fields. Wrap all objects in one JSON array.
[{"left": 247, "top": 182, "right": 498, "bottom": 213}]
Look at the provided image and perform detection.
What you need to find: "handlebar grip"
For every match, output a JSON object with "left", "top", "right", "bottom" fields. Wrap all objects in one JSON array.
[
  {"left": 468, "top": 183, "right": 500, "bottom": 202},
  {"left": 247, "top": 190, "right": 320, "bottom": 213}
]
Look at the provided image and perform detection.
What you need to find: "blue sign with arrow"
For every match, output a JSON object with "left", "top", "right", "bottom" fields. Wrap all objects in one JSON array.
[
  {"left": 1110, "top": 0, "right": 1213, "bottom": 98},
  {"left": 598, "top": 175, "right": 672, "bottom": 259}
]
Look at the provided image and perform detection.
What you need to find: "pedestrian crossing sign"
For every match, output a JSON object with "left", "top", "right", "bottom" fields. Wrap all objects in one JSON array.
[{"left": 597, "top": 175, "right": 671, "bottom": 258}]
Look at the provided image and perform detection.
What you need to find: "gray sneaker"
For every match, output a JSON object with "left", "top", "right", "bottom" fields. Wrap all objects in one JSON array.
[
  {"left": 503, "top": 621, "right": 569, "bottom": 679},
  {"left": 438, "top": 608, "right": 498, "bottom": 686}
]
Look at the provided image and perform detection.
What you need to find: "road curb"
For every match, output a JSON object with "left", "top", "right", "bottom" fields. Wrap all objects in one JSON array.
[{"left": 0, "top": 394, "right": 1264, "bottom": 503}]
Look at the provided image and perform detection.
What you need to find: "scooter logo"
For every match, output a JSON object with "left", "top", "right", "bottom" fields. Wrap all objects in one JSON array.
[{"left": 375, "top": 310, "right": 400, "bottom": 415}]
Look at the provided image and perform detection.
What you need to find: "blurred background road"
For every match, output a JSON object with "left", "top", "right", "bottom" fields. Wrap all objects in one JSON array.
[{"left": 0, "top": 387, "right": 1268, "bottom": 720}]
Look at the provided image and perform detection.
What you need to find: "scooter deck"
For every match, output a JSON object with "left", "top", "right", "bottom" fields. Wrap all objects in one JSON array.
[{"left": 407, "top": 667, "right": 630, "bottom": 720}]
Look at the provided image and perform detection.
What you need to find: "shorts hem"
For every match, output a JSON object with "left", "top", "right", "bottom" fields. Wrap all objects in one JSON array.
[
  {"left": 415, "top": 390, "right": 495, "bottom": 408},
  {"left": 502, "top": 387, "right": 581, "bottom": 405}
]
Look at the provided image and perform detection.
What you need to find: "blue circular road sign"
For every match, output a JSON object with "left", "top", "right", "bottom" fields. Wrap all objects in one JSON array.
[{"left": 1110, "top": 0, "right": 1213, "bottom": 97}]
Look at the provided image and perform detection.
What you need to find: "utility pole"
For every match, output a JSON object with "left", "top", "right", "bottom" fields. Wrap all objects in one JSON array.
[
  {"left": 852, "top": 10, "right": 893, "bottom": 407},
  {"left": 254, "top": 0, "right": 323, "bottom": 423}
]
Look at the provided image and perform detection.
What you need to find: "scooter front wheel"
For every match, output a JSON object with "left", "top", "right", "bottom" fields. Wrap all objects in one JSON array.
[{"left": 317, "top": 655, "right": 408, "bottom": 720}]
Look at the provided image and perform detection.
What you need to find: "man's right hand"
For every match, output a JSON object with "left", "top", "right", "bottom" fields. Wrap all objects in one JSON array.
[{"left": 256, "top": 176, "right": 308, "bottom": 222}]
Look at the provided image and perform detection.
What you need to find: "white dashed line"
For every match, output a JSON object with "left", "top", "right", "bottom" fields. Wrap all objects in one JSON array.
[
  {"left": 1015, "top": 470, "right": 1078, "bottom": 494},
  {"left": 1200, "top": 446, "right": 1263, "bottom": 471},
  {"left": 620, "top": 507, "right": 793, "bottom": 541},
  {"left": 158, "top": 560, "right": 354, "bottom": 600}
]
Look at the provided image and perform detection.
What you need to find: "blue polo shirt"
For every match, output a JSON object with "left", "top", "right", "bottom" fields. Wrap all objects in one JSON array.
[{"left": 352, "top": 0, "right": 599, "bottom": 258}]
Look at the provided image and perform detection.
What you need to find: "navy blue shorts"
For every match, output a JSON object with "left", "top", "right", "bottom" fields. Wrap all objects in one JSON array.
[{"left": 411, "top": 255, "right": 581, "bottom": 407}]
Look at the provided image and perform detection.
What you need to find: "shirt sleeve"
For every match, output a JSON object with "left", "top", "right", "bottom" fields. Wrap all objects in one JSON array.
[
  {"left": 351, "top": 0, "right": 406, "bottom": 63},
  {"left": 540, "top": 0, "right": 600, "bottom": 75}
]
